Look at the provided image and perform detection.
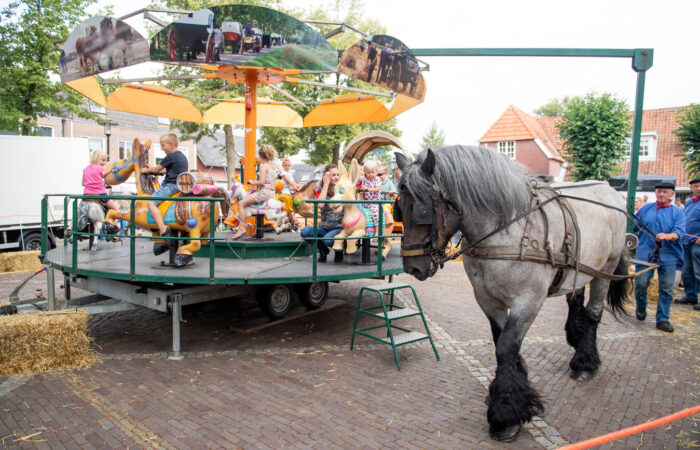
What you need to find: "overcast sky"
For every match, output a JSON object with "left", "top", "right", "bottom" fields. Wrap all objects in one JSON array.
[{"left": 21, "top": 0, "right": 699, "bottom": 155}]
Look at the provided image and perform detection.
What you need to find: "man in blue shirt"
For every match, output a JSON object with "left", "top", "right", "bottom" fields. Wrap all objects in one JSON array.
[
  {"left": 676, "top": 177, "right": 700, "bottom": 310},
  {"left": 634, "top": 181, "right": 685, "bottom": 332}
]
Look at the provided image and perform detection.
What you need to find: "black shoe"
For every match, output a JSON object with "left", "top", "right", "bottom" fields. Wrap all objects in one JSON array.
[
  {"left": 161, "top": 226, "right": 173, "bottom": 238},
  {"left": 694, "top": 303, "right": 700, "bottom": 311},
  {"left": 674, "top": 298, "right": 697, "bottom": 305},
  {"left": 334, "top": 250, "right": 343, "bottom": 263},
  {"left": 317, "top": 246, "right": 329, "bottom": 263},
  {"left": 656, "top": 322, "right": 674, "bottom": 333},
  {"left": 635, "top": 308, "right": 646, "bottom": 321}
]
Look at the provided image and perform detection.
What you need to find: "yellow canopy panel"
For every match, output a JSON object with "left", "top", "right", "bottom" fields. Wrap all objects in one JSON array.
[
  {"left": 65, "top": 76, "right": 107, "bottom": 108},
  {"left": 303, "top": 94, "right": 389, "bottom": 127},
  {"left": 106, "top": 84, "right": 202, "bottom": 123},
  {"left": 202, "top": 98, "right": 302, "bottom": 128}
]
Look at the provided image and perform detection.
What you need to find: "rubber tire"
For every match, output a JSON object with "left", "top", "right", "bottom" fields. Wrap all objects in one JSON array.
[
  {"left": 22, "top": 232, "right": 43, "bottom": 251},
  {"left": 257, "top": 284, "right": 293, "bottom": 319},
  {"left": 296, "top": 282, "right": 329, "bottom": 309}
]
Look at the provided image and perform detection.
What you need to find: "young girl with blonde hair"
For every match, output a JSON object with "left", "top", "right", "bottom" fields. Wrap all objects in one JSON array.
[{"left": 232, "top": 144, "right": 278, "bottom": 239}]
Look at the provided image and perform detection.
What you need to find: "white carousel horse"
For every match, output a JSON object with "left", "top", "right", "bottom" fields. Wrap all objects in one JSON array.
[{"left": 229, "top": 182, "right": 288, "bottom": 233}]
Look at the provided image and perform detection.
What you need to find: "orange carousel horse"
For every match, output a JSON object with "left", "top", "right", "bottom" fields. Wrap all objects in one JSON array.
[
  {"left": 103, "top": 138, "right": 229, "bottom": 267},
  {"left": 330, "top": 159, "right": 394, "bottom": 259}
]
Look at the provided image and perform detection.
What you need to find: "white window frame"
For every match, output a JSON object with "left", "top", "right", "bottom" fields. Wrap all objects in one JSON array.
[
  {"left": 118, "top": 140, "right": 132, "bottom": 160},
  {"left": 38, "top": 125, "right": 54, "bottom": 137},
  {"left": 624, "top": 132, "right": 658, "bottom": 162},
  {"left": 83, "top": 136, "right": 105, "bottom": 154},
  {"left": 497, "top": 141, "right": 516, "bottom": 159}
]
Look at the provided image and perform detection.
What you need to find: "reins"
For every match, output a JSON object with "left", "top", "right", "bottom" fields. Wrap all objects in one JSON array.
[{"left": 434, "top": 182, "right": 660, "bottom": 279}]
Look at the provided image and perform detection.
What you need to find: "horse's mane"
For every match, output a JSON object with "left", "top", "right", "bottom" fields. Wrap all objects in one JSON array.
[
  {"left": 297, "top": 179, "right": 318, "bottom": 197},
  {"left": 401, "top": 145, "right": 531, "bottom": 227},
  {"left": 137, "top": 143, "right": 155, "bottom": 195}
]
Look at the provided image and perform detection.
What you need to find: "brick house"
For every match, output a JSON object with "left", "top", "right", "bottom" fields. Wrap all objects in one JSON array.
[{"left": 479, "top": 105, "right": 691, "bottom": 192}]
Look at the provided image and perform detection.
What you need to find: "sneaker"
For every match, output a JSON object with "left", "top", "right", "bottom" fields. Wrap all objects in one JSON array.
[
  {"left": 635, "top": 308, "right": 646, "bottom": 321},
  {"left": 656, "top": 322, "right": 674, "bottom": 333},
  {"left": 673, "top": 298, "right": 698, "bottom": 305}
]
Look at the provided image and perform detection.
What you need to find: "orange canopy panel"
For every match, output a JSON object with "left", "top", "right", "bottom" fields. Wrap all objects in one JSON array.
[
  {"left": 387, "top": 93, "right": 424, "bottom": 119},
  {"left": 303, "top": 94, "right": 389, "bottom": 127},
  {"left": 65, "top": 76, "right": 107, "bottom": 108},
  {"left": 106, "top": 84, "right": 202, "bottom": 123},
  {"left": 202, "top": 98, "right": 302, "bottom": 127}
]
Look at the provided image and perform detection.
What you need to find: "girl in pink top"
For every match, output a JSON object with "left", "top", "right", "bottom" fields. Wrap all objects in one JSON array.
[{"left": 82, "top": 150, "right": 120, "bottom": 213}]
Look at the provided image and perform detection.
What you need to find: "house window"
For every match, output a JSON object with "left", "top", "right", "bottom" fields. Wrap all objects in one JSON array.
[
  {"left": 84, "top": 137, "right": 104, "bottom": 154},
  {"left": 158, "top": 117, "right": 170, "bottom": 125},
  {"left": 154, "top": 144, "right": 186, "bottom": 165},
  {"left": 37, "top": 126, "right": 53, "bottom": 137},
  {"left": 118, "top": 140, "right": 132, "bottom": 160},
  {"left": 498, "top": 141, "right": 516, "bottom": 159},
  {"left": 624, "top": 133, "right": 658, "bottom": 161}
]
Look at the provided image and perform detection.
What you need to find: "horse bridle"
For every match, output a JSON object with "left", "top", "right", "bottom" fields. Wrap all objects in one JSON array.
[
  {"left": 110, "top": 155, "right": 139, "bottom": 182},
  {"left": 395, "top": 191, "right": 461, "bottom": 269}
]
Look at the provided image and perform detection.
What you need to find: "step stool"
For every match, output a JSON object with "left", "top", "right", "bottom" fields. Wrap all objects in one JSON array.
[{"left": 350, "top": 282, "right": 439, "bottom": 371}]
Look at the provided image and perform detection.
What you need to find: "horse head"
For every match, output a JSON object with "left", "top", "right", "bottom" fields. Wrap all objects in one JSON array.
[
  {"left": 103, "top": 138, "right": 154, "bottom": 195},
  {"left": 395, "top": 150, "right": 460, "bottom": 280},
  {"left": 331, "top": 159, "right": 361, "bottom": 207}
]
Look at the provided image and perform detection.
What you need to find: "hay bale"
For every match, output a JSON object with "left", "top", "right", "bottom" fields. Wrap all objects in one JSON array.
[
  {"left": 0, "top": 310, "right": 100, "bottom": 376},
  {"left": 0, "top": 251, "right": 42, "bottom": 273}
]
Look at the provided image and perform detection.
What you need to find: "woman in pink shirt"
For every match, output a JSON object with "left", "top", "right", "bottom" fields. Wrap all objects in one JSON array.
[{"left": 83, "top": 150, "right": 120, "bottom": 213}]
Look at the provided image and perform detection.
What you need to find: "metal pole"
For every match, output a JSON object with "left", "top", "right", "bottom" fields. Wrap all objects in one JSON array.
[
  {"left": 169, "top": 293, "right": 183, "bottom": 360},
  {"left": 46, "top": 267, "right": 55, "bottom": 311},
  {"left": 626, "top": 49, "right": 653, "bottom": 232}
]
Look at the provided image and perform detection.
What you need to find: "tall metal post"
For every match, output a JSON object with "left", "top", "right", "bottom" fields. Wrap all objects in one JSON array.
[
  {"left": 169, "top": 293, "right": 184, "bottom": 360},
  {"left": 626, "top": 49, "right": 654, "bottom": 232}
]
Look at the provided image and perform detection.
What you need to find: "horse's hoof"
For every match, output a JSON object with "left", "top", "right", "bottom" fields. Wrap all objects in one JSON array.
[
  {"left": 490, "top": 424, "right": 520, "bottom": 442},
  {"left": 174, "top": 254, "right": 193, "bottom": 267},
  {"left": 153, "top": 243, "right": 169, "bottom": 255},
  {"left": 571, "top": 370, "right": 594, "bottom": 381}
]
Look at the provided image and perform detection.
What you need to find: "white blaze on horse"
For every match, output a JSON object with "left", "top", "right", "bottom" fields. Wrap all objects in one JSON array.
[
  {"left": 229, "top": 183, "right": 288, "bottom": 233},
  {"left": 330, "top": 159, "right": 393, "bottom": 259},
  {"left": 395, "top": 146, "right": 630, "bottom": 442}
]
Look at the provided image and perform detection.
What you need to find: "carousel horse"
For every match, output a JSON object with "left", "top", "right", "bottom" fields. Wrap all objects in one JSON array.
[
  {"left": 330, "top": 159, "right": 394, "bottom": 259},
  {"left": 229, "top": 182, "right": 288, "bottom": 234},
  {"left": 291, "top": 180, "right": 319, "bottom": 218},
  {"left": 77, "top": 200, "right": 119, "bottom": 251},
  {"left": 103, "top": 138, "right": 229, "bottom": 267},
  {"left": 394, "top": 146, "right": 630, "bottom": 442}
]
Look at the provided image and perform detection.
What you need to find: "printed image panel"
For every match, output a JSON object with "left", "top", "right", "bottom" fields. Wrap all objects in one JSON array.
[
  {"left": 150, "top": 5, "right": 337, "bottom": 71},
  {"left": 60, "top": 16, "right": 149, "bottom": 83},
  {"left": 339, "top": 35, "right": 425, "bottom": 100}
]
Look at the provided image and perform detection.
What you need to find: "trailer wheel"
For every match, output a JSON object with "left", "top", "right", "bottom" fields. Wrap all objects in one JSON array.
[
  {"left": 256, "top": 284, "right": 293, "bottom": 319},
  {"left": 22, "top": 232, "right": 42, "bottom": 251},
  {"left": 296, "top": 282, "right": 328, "bottom": 309}
]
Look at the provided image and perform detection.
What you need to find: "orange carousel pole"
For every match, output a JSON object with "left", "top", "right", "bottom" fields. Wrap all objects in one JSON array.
[{"left": 243, "top": 69, "right": 258, "bottom": 185}]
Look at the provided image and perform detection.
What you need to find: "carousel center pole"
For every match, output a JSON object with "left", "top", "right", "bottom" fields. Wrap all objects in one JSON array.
[{"left": 243, "top": 69, "right": 258, "bottom": 186}]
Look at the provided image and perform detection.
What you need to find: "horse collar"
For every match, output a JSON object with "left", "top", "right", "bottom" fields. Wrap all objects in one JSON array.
[{"left": 345, "top": 211, "right": 362, "bottom": 229}]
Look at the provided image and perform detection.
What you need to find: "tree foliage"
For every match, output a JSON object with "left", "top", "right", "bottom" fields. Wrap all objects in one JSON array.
[
  {"left": 557, "top": 92, "right": 631, "bottom": 181},
  {"left": 0, "top": 0, "right": 98, "bottom": 135},
  {"left": 675, "top": 104, "right": 700, "bottom": 177},
  {"left": 533, "top": 96, "right": 576, "bottom": 118},
  {"left": 418, "top": 122, "right": 446, "bottom": 150}
]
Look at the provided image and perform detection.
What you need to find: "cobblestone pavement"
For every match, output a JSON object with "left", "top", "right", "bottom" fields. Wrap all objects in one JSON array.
[{"left": 0, "top": 263, "right": 698, "bottom": 449}]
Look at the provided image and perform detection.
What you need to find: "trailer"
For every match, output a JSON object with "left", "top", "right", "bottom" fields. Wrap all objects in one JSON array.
[{"left": 0, "top": 136, "right": 87, "bottom": 251}]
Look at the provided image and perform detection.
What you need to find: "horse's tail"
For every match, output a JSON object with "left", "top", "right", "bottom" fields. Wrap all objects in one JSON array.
[
  {"left": 213, "top": 187, "right": 231, "bottom": 219},
  {"left": 606, "top": 249, "right": 631, "bottom": 319}
]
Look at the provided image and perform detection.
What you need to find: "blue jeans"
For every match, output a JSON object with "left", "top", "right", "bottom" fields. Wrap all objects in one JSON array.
[
  {"left": 300, "top": 226, "right": 342, "bottom": 252},
  {"left": 151, "top": 183, "right": 179, "bottom": 205},
  {"left": 681, "top": 243, "right": 700, "bottom": 303},
  {"left": 634, "top": 264, "right": 675, "bottom": 323}
]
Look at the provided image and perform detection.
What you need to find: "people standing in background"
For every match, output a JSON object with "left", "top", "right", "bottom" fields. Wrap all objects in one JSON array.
[
  {"left": 633, "top": 181, "right": 685, "bottom": 332},
  {"left": 676, "top": 177, "right": 700, "bottom": 310}
]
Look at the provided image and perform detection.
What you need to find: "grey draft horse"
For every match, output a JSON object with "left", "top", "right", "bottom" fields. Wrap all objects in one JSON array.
[{"left": 395, "top": 146, "right": 629, "bottom": 442}]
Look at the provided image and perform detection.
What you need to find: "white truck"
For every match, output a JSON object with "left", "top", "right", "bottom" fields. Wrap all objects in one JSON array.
[{"left": 0, "top": 135, "right": 87, "bottom": 251}]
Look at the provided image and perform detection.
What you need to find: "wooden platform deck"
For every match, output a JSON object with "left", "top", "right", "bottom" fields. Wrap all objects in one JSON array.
[{"left": 44, "top": 232, "right": 403, "bottom": 285}]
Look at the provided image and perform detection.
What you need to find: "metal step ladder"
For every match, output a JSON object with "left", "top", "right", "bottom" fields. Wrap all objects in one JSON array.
[{"left": 350, "top": 282, "right": 440, "bottom": 371}]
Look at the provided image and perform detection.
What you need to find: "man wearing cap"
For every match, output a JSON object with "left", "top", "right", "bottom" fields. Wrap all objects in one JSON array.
[
  {"left": 676, "top": 177, "right": 700, "bottom": 310},
  {"left": 633, "top": 181, "right": 685, "bottom": 332}
]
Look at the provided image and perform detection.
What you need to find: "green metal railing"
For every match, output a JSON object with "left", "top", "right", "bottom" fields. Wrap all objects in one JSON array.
[
  {"left": 305, "top": 198, "right": 401, "bottom": 279},
  {"left": 41, "top": 194, "right": 223, "bottom": 283},
  {"left": 40, "top": 194, "right": 402, "bottom": 284}
]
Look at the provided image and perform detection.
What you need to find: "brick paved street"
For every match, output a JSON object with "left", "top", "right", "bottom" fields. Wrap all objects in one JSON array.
[{"left": 1, "top": 263, "right": 698, "bottom": 448}]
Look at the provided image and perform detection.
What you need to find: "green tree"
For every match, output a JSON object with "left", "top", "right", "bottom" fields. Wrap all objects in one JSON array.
[
  {"left": 0, "top": 0, "right": 98, "bottom": 135},
  {"left": 533, "top": 96, "right": 576, "bottom": 118},
  {"left": 675, "top": 104, "right": 700, "bottom": 177},
  {"left": 557, "top": 92, "right": 631, "bottom": 181},
  {"left": 418, "top": 122, "right": 446, "bottom": 149}
]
